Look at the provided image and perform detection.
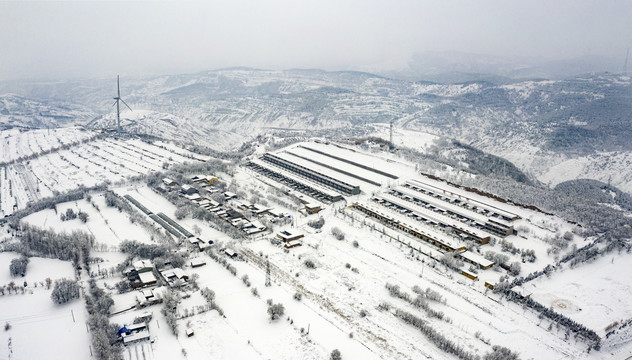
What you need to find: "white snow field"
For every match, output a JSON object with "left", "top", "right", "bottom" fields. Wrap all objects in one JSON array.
[
  {"left": 1, "top": 137, "right": 631, "bottom": 359},
  {"left": 0, "top": 130, "right": 198, "bottom": 217},
  {"left": 0, "top": 253, "right": 91, "bottom": 360}
]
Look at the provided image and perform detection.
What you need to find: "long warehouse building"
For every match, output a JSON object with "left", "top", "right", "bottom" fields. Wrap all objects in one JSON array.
[
  {"left": 352, "top": 202, "right": 466, "bottom": 252},
  {"left": 397, "top": 184, "right": 515, "bottom": 237},
  {"left": 373, "top": 194, "right": 491, "bottom": 244},
  {"left": 262, "top": 153, "right": 361, "bottom": 195}
]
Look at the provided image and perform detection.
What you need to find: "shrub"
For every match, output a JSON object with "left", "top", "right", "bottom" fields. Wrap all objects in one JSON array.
[
  {"left": 308, "top": 217, "right": 325, "bottom": 229},
  {"left": 294, "top": 292, "right": 302, "bottom": 301},
  {"left": 304, "top": 259, "right": 316, "bottom": 269},
  {"left": 78, "top": 211, "right": 88, "bottom": 223},
  {"left": 331, "top": 349, "right": 342, "bottom": 360},
  {"left": 51, "top": 279, "right": 81, "bottom": 304},
  {"left": 9, "top": 256, "right": 29, "bottom": 277},
  {"left": 267, "top": 302, "right": 285, "bottom": 320},
  {"left": 331, "top": 227, "right": 345, "bottom": 240}
]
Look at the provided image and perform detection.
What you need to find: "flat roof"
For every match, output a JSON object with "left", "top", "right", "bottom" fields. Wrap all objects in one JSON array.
[
  {"left": 270, "top": 152, "right": 361, "bottom": 190},
  {"left": 191, "top": 257, "right": 206, "bottom": 266},
  {"left": 301, "top": 142, "right": 399, "bottom": 179},
  {"left": 250, "top": 159, "right": 343, "bottom": 198},
  {"left": 286, "top": 146, "right": 389, "bottom": 187},
  {"left": 123, "top": 331, "right": 150, "bottom": 344},
  {"left": 138, "top": 271, "right": 156, "bottom": 284}
]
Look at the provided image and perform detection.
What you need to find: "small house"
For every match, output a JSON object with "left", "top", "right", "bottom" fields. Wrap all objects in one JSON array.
[
  {"left": 225, "top": 209, "right": 245, "bottom": 221},
  {"left": 304, "top": 203, "right": 322, "bottom": 214},
  {"left": 138, "top": 271, "right": 157, "bottom": 287},
  {"left": 162, "top": 178, "right": 177, "bottom": 186},
  {"left": 224, "top": 248, "right": 238, "bottom": 258},
  {"left": 277, "top": 230, "right": 304, "bottom": 242},
  {"left": 284, "top": 240, "right": 302, "bottom": 249},
  {"left": 223, "top": 191, "right": 237, "bottom": 200},
  {"left": 190, "top": 257, "right": 207, "bottom": 268},
  {"left": 180, "top": 185, "right": 198, "bottom": 195},
  {"left": 197, "top": 241, "right": 211, "bottom": 252},
  {"left": 461, "top": 269, "right": 478, "bottom": 280},
  {"left": 186, "top": 328, "right": 195, "bottom": 337},
  {"left": 133, "top": 259, "right": 153, "bottom": 273}
]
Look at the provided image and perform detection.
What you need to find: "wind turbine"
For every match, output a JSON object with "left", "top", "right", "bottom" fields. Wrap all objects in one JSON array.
[{"left": 112, "top": 75, "right": 132, "bottom": 136}]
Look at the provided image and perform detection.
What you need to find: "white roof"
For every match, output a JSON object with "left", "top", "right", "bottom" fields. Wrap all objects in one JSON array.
[
  {"left": 123, "top": 331, "right": 150, "bottom": 344},
  {"left": 273, "top": 151, "right": 361, "bottom": 189},
  {"left": 459, "top": 251, "right": 494, "bottom": 268},
  {"left": 407, "top": 178, "right": 519, "bottom": 222},
  {"left": 133, "top": 259, "right": 152, "bottom": 270},
  {"left": 278, "top": 229, "right": 303, "bottom": 239},
  {"left": 162, "top": 268, "right": 187, "bottom": 280},
  {"left": 286, "top": 146, "right": 389, "bottom": 186},
  {"left": 191, "top": 257, "right": 206, "bottom": 266},
  {"left": 138, "top": 271, "right": 157, "bottom": 284},
  {"left": 127, "top": 322, "right": 147, "bottom": 331},
  {"left": 250, "top": 159, "right": 342, "bottom": 198}
]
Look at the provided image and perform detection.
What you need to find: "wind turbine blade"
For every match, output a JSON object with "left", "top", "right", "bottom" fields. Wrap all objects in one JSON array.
[
  {"left": 120, "top": 98, "right": 133, "bottom": 112},
  {"left": 111, "top": 100, "right": 118, "bottom": 107},
  {"left": 117, "top": 75, "right": 120, "bottom": 97}
]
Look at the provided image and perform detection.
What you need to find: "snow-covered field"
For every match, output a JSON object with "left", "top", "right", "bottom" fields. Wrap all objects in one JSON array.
[
  {"left": 0, "top": 132, "right": 199, "bottom": 217},
  {"left": 0, "top": 127, "right": 95, "bottom": 164},
  {"left": 0, "top": 253, "right": 91, "bottom": 360},
  {"left": 2, "top": 135, "right": 631, "bottom": 359}
]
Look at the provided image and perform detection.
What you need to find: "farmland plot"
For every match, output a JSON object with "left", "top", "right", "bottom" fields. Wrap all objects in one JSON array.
[{"left": 0, "top": 136, "right": 199, "bottom": 216}]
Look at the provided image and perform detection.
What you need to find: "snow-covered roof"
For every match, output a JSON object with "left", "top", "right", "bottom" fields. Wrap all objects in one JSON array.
[
  {"left": 407, "top": 178, "right": 519, "bottom": 222},
  {"left": 191, "top": 257, "right": 206, "bottom": 266},
  {"left": 356, "top": 202, "right": 465, "bottom": 251},
  {"left": 250, "top": 158, "right": 343, "bottom": 198},
  {"left": 138, "top": 271, "right": 157, "bottom": 285},
  {"left": 123, "top": 331, "right": 150, "bottom": 344},
  {"left": 133, "top": 259, "right": 153, "bottom": 271},
  {"left": 458, "top": 250, "right": 494, "bottom": 268},
  {"left": 161, "top": 268, "right": 187, "bottom": 280},
  {"left": 378, "top": 193, "right": 491, "bottom": 240},
  {"left": 273, "top": 151, "right": 361, "bottom": 190}
]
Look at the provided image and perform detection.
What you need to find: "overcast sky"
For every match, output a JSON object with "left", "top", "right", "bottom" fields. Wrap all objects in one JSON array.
[{"left": 1, "top": 0, "right": 631, "bottom": 81}]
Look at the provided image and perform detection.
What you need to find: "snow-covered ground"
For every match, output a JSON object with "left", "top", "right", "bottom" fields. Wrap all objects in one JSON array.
[
  {"left": 2, "top": 136, "right": 631, "bottom": 359},
  {"left": 0, "top": 133, "right": 199, "bottom": 217},
  {"left": 0, "top": 253, "right": 91, "bottom": 360}
]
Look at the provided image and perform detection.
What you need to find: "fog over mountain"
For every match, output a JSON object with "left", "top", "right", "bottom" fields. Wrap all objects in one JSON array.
[{"left": 1, "top": 1, "right": 630, "bottom": 81}]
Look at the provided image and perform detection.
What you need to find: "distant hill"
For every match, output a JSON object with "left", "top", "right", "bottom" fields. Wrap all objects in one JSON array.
[
  {"left": 2, "top": 68, "right": 631, "bottom": 192},
  {"left": 0, "top": 94, "right": 96, "bottom": 129}
]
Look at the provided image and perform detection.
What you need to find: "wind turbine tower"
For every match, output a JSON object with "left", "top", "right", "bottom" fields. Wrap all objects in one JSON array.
[
  {"left": 113, "top": 75, "right": 132, "bottom": 136},
  {"left": 389, "top": 120, "right": 393, "bottom": 144}
]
